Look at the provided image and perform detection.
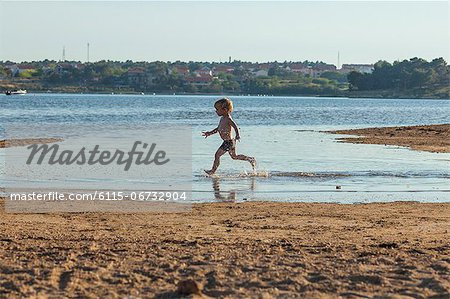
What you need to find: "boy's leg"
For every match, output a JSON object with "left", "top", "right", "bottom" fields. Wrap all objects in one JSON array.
[
  {"left": 205, "top": 148, "right": 227, "bottom": 175},
  {"left": 229, "top": 148, "right": 256, "bottom": 169}
]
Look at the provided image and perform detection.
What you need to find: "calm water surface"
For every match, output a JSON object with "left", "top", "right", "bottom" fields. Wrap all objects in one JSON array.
[{"left": 1, "top": 94, "right": 449, "bottom": 203}]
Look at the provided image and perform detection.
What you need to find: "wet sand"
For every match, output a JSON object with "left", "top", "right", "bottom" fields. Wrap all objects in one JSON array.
[
  {"left": 0, "top": 138, "right": 63, "bottom": 148},
  {"left": 328, "top": 124, "right": 450, "bottom": 153},
  {"left": 1, "top": 199, "right": 449, "bottom": 298}
]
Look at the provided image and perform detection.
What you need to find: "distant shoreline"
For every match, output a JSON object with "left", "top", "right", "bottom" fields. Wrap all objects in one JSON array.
[{"left": 2, "top": 91, "right": 449, "bottom": 100}]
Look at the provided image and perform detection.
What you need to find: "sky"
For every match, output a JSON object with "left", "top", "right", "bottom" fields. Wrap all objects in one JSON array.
[{"left": 0, "top": 1, "right": 448, "bottom": 65}]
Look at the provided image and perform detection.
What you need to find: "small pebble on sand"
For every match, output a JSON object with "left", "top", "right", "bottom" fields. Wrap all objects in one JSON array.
[{"left": 177, "top": 279, "right": 202, "bottom": 295}]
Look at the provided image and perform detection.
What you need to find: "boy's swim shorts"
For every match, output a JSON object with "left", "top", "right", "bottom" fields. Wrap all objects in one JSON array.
[{"left": 220, "top": 139, "right": 236, "bottom": 152}]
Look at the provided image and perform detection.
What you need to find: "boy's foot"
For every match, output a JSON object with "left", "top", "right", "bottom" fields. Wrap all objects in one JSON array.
[
  {"left": 204, "top": 169, "right": 215, "bottom": 176},
  {"left": 249, "top": 157, "right": 256, "bottom": 170}
]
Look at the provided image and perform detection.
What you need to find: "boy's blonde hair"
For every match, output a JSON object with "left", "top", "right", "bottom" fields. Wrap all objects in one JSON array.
[{"left": 214, "top": 98, "right": 233, "bottom": 112}]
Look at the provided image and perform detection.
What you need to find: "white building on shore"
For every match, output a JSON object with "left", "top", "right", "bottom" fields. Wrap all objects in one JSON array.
[{"left": 340, "top": 64, "right": 374, "bottom": 74}]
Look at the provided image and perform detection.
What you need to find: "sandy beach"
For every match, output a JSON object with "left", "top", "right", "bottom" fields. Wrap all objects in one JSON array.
[
  {"left": 0, "top": 199, "right": 449, "bottom": 298},
  {"left": 329, "top": 124, "right": 450, "bottom": 153}
]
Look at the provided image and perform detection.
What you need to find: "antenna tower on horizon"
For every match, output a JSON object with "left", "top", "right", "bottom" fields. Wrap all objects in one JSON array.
[
  {"left": 87, "top": 42, "right": 90, "bottom": 63},
  {"left": 337, "top": 51, "right": 340, "bottom": 69}
]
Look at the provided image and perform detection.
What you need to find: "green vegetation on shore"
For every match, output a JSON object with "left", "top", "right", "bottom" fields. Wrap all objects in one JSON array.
[
  {"left": 1, "top": 57, "right": 448, "bottom": 98},
  {"left": 348, "top": 58, "right": 449, "bottom": 99}
]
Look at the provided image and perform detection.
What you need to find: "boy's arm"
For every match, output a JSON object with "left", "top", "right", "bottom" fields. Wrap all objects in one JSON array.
[
  {"left": 229, "top": 118, "right": 241, "bottom": 140},
  {"left": 202, "top": 127, "right": 218, "bottom": 138},
  {"left": 209, "top": 127, "right": 219, "bottom": 135}
]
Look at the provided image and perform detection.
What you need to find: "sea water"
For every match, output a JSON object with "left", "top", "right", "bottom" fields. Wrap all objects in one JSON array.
[{"left": 1, "top": 94, "right": 449, "bottom": 203}]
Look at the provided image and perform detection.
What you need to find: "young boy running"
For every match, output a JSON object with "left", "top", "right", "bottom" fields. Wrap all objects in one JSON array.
[{"left": 203, "top": 98, "right": 256, "bottom": 175}]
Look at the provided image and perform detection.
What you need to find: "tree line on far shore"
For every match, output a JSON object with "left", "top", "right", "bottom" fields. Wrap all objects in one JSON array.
[
  {"left": 1, "top": 57, "right": 449, "bottom": 98},
  {"left": 348, "top": 57, "right": 449, "bottom": 98}
]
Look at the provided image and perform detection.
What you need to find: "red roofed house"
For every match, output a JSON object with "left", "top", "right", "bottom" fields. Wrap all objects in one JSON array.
[
  {"left": 286, "top": 64, "right": 310, "bottom": 75},
  {"left": 186, "top": 74, "right": 213, "bottom": 86},
  {"left": 128, "top": 67, "right": 150, "bottom": 88},
  {"left": 55, "top": 63, "right": 74, "bottom": 75},
  {"left": 213, "top": 65, "right": 234, "bottom": 75},
  {"left": 311, "top": 64, "right": 337, "bottom": 77},
  {"left": 6, "top": 64, "right": 36, "bottom": 76},
  {"left": 194, "top": 66, "right": 212, "bottom": 76},
  {"left": 170, "top": 66, "right": 190, "bottom": 76}
]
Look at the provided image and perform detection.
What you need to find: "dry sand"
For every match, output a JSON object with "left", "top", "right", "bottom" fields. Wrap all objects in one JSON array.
[
  {"left": 328, "top": 124, "right": 450, "bottom": 153},
  {"left": 0, "top": 199, "right": 449, "bottom": 298}
]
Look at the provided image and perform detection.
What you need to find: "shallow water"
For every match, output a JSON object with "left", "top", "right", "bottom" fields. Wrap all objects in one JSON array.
[{"left": 1, "top": 94, "right": 449, "bottom": 203}]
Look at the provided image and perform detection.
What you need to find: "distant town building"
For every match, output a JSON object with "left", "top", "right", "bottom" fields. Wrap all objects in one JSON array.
[
  {"left": 285, "top": 63, "right": 337, "bottom": 77},
  {"left": 251, "top": 69, "right": 269, "bottom": 77},
  {"left": 313, "top": 63, "right": 337, "bottom": 72},
  {"left": 5, "top": 65, "right": 19, "bottom": 76},
  {"left": 312, "top": 63, "right": 337, "bottom": 77},
  {"left": 340, "top": 64, "right": 374, "bottom": 74},
  {"left": 285, "top": 64, "right": 311, "bottom": 75},
  {"left": 127, "top": 67, "right": 155, "bottom": 88},
  {"left": 169, "top": 66, "right": 190, "bottom": 76},
  {"left": 186, "top": 74, "right": 213, "bottom": 86},
  {"left": 74, "top": 63, "right": 85, "bottom": 70},
  {"left": 213, "top": 65, "right": 234, "bottom": 75},
  {"left": 256, "top": 63, "right": 274, "bottom": 70},
  {"left": 5, "top": 64, "right": 36, "bottom": 76},
  {"left": 55, "top": 63, "right": 74, "bottom": 75},
  {"left": 194, "top": 66, "right": 212, "bottom": 76}
]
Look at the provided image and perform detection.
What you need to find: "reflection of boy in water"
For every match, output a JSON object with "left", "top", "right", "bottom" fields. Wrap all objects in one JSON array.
[
  {"left": 203, "top": 98, "right": 256, "bottom": 175},
  {"left": 211, "top": 177, "right": 256, "bottom": 202},
  {"left": 212, "top": 178, "right": 236, "bottom": 202}
]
